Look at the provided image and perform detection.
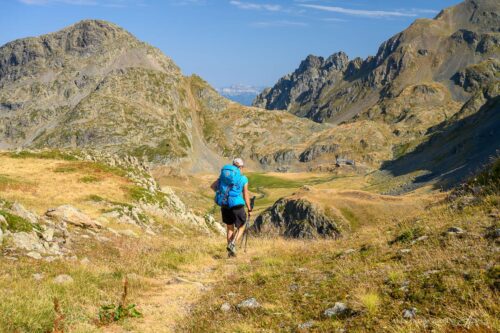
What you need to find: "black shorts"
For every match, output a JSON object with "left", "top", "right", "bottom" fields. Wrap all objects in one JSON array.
[{"left": 221, "top": 205, "right": 247, "bottom": 228}]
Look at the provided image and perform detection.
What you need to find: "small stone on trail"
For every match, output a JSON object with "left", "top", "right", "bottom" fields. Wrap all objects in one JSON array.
[
  {"left": 399, "top": 248, "right": 411, "bottom": 254},
  {"left": 220, "top": 302, "right": 231, "bottom": 312},
  {"left": 343, "top": 249, "right": 356, "bottom": 255},
  {"left": 324, "top": 302, "right": 349, "bottom": 317},
  {"left": 53, "top": 274, "right": 74, "bottom": 284},
  {"left": 237, "top": 298, "right": 261, "bottom": 309},
  {"left": 33, "top": 273, "right": 44, "bottom": 280},
  {"left": 411, "top": 235, "right": 428, "bottom": 244},
  {"left": 289, "top": 284, "right": 299, "bottom": 291},
  {"left": 403, "top": 307, "right": 417, "bottom": 319},
  {"left": 80, "top": 257, "right": 90, "bottom": 265},
  {"left": 26, "top": 251, "right": 42, "bottom": 260},
  {"left": 298, "top": 320, "right": 315, "bottom": 330}
]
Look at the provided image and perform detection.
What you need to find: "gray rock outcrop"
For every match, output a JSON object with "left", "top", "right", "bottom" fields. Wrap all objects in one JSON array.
[
  {"left": 253, "top": 197, "right": 340, "bottom": 239},
  {"left": 46, "top": 205, "right": 102, "bottom": 229}
]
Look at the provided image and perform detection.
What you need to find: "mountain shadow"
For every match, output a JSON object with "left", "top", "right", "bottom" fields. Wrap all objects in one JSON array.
[{"left": 380, "top": 86, "right": 500, "bottom": 190}]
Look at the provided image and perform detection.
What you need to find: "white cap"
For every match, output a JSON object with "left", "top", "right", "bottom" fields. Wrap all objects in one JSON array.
[{"left": 232, "top": 157, "right": 244, "bottom": 167}]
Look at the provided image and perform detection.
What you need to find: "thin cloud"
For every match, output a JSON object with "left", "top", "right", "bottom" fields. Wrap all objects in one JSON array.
[
  {"left": 299, "top": 4, "right": 418, "bottom": 18},
  {"left": 410, "top": 8, "right": 439, "bottom": 14},
  {"left": 250, "top": 20, "right": 307, "bottom": 27},
  {"left": 18, "top": 0, "right": 141, "bottom": 6},
  {"left": 322, "top": 17, "right": 347, "bottom": 22},
  {"left": 19, "top": 0, "right": 98, "bottom": 4},
  {"left": 230, "top": 0, "right": 282, "bottom": 12}
]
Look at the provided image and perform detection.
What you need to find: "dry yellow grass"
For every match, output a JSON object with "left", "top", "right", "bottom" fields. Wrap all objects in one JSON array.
[
  {"left": 1, "top": 153, "right": 498, "bottom": 332},
  {"left": 0, "top": 155, "right": 131, "bottom": 217},
  {"left": 181, "top": 193, "right": 499, "bottom": 332}
]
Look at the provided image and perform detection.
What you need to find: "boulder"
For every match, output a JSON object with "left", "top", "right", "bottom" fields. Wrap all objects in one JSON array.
[
  {"left": 253, "top": 198, "right": 340, "bottom": 239},
  {"left": 11, "top": 232, "right": 44, "bottom": 252},
  {"left": 324, "top": 302, "right": 349, "bottom": 318},
  {"left": 298, "top": 321, "right": 315, "bottom": 330},
  {"left": 11, "top": 202, "right": 38, "bottom": 224},
  {"left": 237, "top": 298, "right": 261, "bottom": 309},
  {"left": 403, "top": 307, "right": 417, "bottom": 319},
  {"left": 46, "top": 205, "right": 102, "bottom": 229},
  {"left": 220, "top": 302, "right": 231, "bottom": 312},
  {"left": 41, "top": 228, "right": 54, "bottom": 242},
  {"left": 26, "top": 251, "right": 42, "bottom": 260},
  {"left": 53, "top": 274, "right": 74, "bottom": 284}
]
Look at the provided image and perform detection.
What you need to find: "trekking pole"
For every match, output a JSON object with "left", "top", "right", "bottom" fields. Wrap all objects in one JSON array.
[{"left": 243, "top": 196, "right": 256, "bottom": 253}]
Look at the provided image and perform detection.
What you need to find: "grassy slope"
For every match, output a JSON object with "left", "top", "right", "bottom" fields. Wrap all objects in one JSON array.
[
  {"left": 0, "top": 153, "right": 225, "bottom": 332},
  {"left": 182, "top": 194, "right": 499, "bottom": 332},
  {"left": 1, "top": 154, "right": 498, "bottom": 332},
  {"left": 175, "top": 167, "right": 499, "bottom": 332}
]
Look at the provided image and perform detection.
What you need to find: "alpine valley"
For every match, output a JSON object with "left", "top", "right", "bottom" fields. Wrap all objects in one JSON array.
[{"left": 0, "top": 0, "right": 499, "bottom": 332}]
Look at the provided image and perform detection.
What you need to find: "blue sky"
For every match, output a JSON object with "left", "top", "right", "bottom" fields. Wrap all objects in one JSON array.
[{"left": 0, "top": 0, "right": 462, "bottom": 87}]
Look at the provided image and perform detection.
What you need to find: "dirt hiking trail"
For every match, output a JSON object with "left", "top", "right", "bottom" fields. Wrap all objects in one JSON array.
[{"left": 103, "top": 251, "right": 246, "bottom": 332}]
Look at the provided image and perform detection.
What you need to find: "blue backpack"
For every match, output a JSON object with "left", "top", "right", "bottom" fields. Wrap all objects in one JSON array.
[{"left": 215, "top": 165, "right": 245, "bottom": 208}]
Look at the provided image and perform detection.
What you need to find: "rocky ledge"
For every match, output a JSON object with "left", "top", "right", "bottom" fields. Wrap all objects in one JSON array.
[{"left": 253, "top": 197, "right": 340, "bottom": 239}]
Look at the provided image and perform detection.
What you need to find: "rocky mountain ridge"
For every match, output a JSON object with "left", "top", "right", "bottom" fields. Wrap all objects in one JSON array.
[
  {"left": 254, "top": 0, "right": 499, "bottom": 124},
  {"left": 0, "top": 20, "right": 346, "bottom": 172},
  {"left": 0, "top": 1, "right": 498, "bottom": 185}
]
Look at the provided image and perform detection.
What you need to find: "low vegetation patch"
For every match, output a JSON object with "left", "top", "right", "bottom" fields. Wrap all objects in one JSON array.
[
  {"left": 0, "top": 174, "right": 33, "bottom": 192},
  {"left": 7, "top": 150, "right": 78, "bottom": 161},
  {"left": 79, "top": 175, "right": 102, "bottom": 183},
  {"left": 0, "top": 210, "right": 39, "bottom": 233},
  {"left": 97, "top": 279, "right": 142, "bottom": 326}
]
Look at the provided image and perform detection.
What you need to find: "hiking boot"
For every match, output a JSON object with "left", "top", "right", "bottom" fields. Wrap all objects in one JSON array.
[{"left": 227, "top": 242, "right": 236, "bottom": 256}]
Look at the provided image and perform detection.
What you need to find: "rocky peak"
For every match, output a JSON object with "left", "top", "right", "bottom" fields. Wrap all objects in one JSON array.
[
  {"left": 56, "top": 19, "right": 138, "bottom": 53},
  {"left": 297, "top": 54, "right": 323, "bottom": 73},
  {"left": 0, "top": 19, "right": 142, "bottom": 84},
  {"left": 254, "top": 0, "right": 499, "bottom": 123},
  {"left": 324, "top": 51, "right": 349, "bottom": 71}
]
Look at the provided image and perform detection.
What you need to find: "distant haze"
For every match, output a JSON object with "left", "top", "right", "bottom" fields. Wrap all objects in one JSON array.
[{"left": 217, "top": 84, "right": 265, "bottom": 106}]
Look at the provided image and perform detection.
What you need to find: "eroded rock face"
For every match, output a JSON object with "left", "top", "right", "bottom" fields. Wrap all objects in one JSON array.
[
  {"left": 253, "top": 198, "right": 340, "bottom": 239},
  {"left": 253, "top": 52, "right": 349, "bottom": 115},
  {"left": 46, "top": 205, "right": 102, "bottom": 229},
  {"left": 254, "top": 0, "right": 500, "bottom": 124}
]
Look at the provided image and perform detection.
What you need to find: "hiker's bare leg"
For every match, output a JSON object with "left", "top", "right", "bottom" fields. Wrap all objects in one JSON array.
[
  {"left": 235, "top": 224, "right": 246, "bottom": 243},
  {"left": 226, "top": 224, "right": 234, "bottom": 244}
]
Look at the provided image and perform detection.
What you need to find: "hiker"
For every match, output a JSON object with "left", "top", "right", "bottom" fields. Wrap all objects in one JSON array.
[{"left": 211, "top": 158, "right": 252, "bottom": 257}]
